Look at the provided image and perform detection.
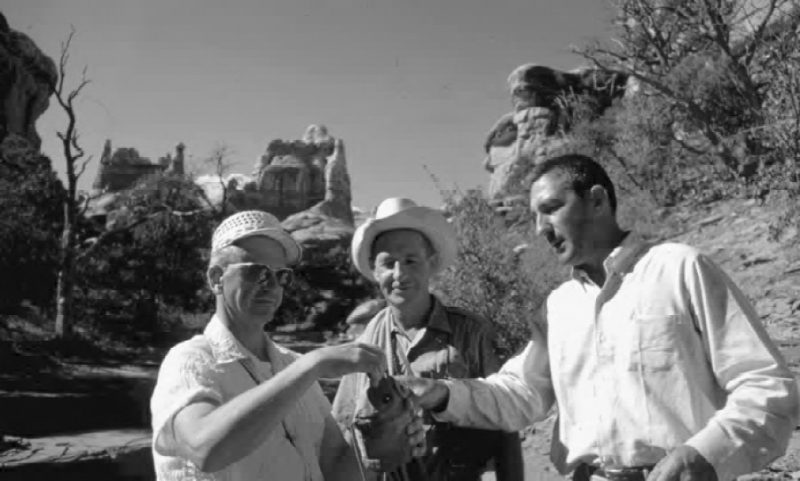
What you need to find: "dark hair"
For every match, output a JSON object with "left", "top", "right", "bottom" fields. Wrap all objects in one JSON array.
[{"left": 529, "top": 154, "right": 617, "bottom": 213}]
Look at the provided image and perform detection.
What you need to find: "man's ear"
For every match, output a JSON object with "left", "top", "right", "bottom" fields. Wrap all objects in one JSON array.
[
  {"left": 588, "top": 185, "right": 610, "bottom": 212},
  {"left": 207, "top": 265, "right": 224, "bottom": 295},
  {"left": 428, "top": 252, "right": 441, "bottom": 273}
]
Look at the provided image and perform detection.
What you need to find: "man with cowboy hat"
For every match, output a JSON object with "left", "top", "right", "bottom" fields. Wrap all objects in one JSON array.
[
  {"left": 332, "top": 198, "right": 523, "bottom": 481},
  {"left": 150, "top": 210, "right": 424, "bottom": 481}
]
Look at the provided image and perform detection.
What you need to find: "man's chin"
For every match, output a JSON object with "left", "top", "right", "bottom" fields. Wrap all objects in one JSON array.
[
  {"left": 386, "top": 291, "right": 416, "bottom": 306},
  {"left": 249, "top": 303, "right": 278, "bottom": 318}
]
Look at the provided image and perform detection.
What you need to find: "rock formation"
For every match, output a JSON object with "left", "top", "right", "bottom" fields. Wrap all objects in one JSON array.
[
  {"left": 280, "top": 128, "right": 355, "bottom": 250},
  {"left": 222, "top": 124, "right": 355, "bottom": 225},
  {"left": 92, "top": 140, "right": 186, "bottom": 192},
  {"left": 0, "top": 12, "right": 58, "bottom": 151},
  {"left": 483, "top": 64, "right": 628, "bottom": 200},
  {"left": 249, "top": 124, "right": 343, "bottom": 220}
]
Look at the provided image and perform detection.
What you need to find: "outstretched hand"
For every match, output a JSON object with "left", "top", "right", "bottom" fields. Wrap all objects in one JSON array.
[
  {"left": 393, "top": 376, "right": 450, "bottom": 412},
  {"left": 309, "top": 342, "right": 386, "bottom": 382},
  {"left": 646, "top": 445, "right": 717, "bottom": 481}
]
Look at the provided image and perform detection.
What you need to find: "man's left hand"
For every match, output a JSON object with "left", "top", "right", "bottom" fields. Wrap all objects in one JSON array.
[{"left": 646, "top": 445, "right": 717, "bottom": 481}]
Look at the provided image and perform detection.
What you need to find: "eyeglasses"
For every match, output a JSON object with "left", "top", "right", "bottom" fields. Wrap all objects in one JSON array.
[{"left": 226, "top": 263, "right": 294, "bottom": 288}]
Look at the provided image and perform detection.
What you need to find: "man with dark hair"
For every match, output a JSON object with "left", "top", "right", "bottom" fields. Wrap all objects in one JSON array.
[
  {"left": 528, "top": 153, "right": 618, "bottom": 213},
  {"left": 400, "top": 156, "right": 799, "bottom": 481}
]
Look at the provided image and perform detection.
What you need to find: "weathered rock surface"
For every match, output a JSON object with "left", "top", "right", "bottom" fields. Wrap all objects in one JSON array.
[
  {"left": 0, "top": 14, "right": 57, "bottom": 149},
  {"left": 282, "top": 210, "right": 354, "bottom": 252},
  {"left": 203, "top": 124, "right": 356, "bottom": 226},
  {"left": 249, "top": 124, "right": 336, "bottom": 219},
  {"left": 92, "top": 140, "right": 185, "bottom": 192},
  {"left": 0, "top": 12, "right": 57, "bottom": 151},
  {"left": 267, "top": 127, "right": 356, "bottom": 257},
  {"left": 308, "top": 138, "right": 354, "bottom": 225},
  {"left": 484, "top": 64, "right": 627, "bottom": 200}
]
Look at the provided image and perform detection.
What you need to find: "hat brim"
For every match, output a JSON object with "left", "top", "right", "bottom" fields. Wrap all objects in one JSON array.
[
  {"left": 352, "top": 207, "right": 456, "bottom": 282},
  {"left": 237, "top": 228, "right": 303, "bottom": 266}
]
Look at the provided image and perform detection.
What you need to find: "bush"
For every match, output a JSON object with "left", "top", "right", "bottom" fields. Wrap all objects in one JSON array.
[
  {"left": 76, "top": 173, "right": 216, "bottom": 338},
  {"left": 433, "top": 189, "right": 564, "bottom": 359},
  {"left": 274, "top": 242, "right": 376, "bottom": 332},
  {"left": 0, "top": 142, "right": 65, "bottom": 312}
]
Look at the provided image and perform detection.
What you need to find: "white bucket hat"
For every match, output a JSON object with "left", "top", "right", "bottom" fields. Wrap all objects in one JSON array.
[
  {"left": 211, "top": 210, "right": 303, "bottom": 265},
  {"left": 351, "top": 197, "right": 456, "bottom": 282}
]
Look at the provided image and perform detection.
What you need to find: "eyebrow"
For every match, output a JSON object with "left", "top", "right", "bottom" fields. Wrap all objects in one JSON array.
[{"left": 535, "top": 197, "right": 562, "bottom": 210}]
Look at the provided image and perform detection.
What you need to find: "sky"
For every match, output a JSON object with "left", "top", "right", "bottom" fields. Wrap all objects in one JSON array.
[{"left": 5, "top": 0, "right": 614, "bottom": 210}]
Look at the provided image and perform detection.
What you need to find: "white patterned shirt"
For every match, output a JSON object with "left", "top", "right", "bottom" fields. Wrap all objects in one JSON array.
[
  {"left": 436, "top": 234, "right": 799, "bottom": 481},
  {"left": 150, "top": 316, "right": 329, "bottom": 481}
]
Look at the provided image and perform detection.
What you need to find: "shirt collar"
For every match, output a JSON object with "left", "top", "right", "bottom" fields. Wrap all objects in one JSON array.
[
  {"left": 204, "top": 315, "right": 275, "bottom": 366},
  {"left": 571, "top": 231, "right": 649, "bottom": 284},
  {"left": 388, "top": 295, "right": 452, "bottom": 336},
  {"left": 426, "top": 296, "right": 452, "bottom": 335}
]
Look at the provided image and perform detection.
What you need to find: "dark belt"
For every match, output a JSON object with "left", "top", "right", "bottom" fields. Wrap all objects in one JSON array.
[{"left": 573, "top": 464, "right": 656, "bottom": 481}]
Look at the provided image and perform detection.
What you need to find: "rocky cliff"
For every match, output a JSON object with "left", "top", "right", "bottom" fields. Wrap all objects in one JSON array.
[
  {"left": 0, "top": 12, "right": 57, "bottom": 151},
  {"left": 483, "top": 64, "right": 628, "bottom": 200},
  {"left": 91, "top": 140, "right": 186, "bottom": 192}
]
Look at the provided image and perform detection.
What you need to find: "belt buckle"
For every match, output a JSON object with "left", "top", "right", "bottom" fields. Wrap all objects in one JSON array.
[{"left": 602, "top": 466, "right": 651, "bottom": 481}]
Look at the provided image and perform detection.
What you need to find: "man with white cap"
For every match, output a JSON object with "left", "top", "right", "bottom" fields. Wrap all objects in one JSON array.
[
  {"left": 150, "top": 210, "right": 423, "bottom": 481},
  {"left": 332, "top": 198, "right": 523, "bottom": 481}
]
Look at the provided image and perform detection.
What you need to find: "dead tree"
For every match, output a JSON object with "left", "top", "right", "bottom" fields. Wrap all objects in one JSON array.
[
  {"left": 51, "top": 27, "right": 91, "bottom": 338},
  {"left": 204, "top": 143, "right": 235, "bottom": 218}
]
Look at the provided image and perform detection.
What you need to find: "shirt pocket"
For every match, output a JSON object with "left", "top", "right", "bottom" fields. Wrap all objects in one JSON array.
[{"left": 628, "top": 313, "right": 681, "bottom": 372}]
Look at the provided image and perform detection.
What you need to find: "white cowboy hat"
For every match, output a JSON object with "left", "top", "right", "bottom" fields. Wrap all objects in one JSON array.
[
  {"left": 351, "top": 197, "right": 456, "bottom": 282},
  {"left": 211, "top": 210, "right": 303, "bottom": 265}
]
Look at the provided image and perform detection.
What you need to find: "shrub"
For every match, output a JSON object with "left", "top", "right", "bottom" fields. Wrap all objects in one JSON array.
[
  {"left": 0, "top": 142, "right": 65, "bottom": 312},
  {"left": 76, "top": 173, "right": 216, "bottom": 337},
  {"left": 433, "top": 189, "right": 564, "bottom": 359},
  {"left": 275, "top": 242, "right": 376, "bottom": 332}
]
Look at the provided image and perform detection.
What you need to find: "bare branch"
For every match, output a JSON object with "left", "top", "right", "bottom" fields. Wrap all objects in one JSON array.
[
  {"left": 581, "top": 48, "right": 744, "bottom": 175},
  {"left": 75, "top": 155, "right": 93, "bottom": 180},
  {"left": 743, "top": 0, "right": 780, "bottom": 66}
]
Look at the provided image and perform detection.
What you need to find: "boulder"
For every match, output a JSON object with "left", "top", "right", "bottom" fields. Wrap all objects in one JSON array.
[
  {"left": 282, "top": 209, "right": 354, "bottom": 254},
  {"left": 484, "top": 64, "right": 628, "bottom": 200}
]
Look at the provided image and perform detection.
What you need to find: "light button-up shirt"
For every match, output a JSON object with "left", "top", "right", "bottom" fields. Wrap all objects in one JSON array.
[
  {"left": 150, "top": 316, "right": 330, "bottom": 481},
  {"left": 436, "top": 234, "right": 798, "bottom": 481}
]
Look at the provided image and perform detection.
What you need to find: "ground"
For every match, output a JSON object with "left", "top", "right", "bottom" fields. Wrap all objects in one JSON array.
[{"left": 1, "top": 197, "right": 798, "bottom": 480}]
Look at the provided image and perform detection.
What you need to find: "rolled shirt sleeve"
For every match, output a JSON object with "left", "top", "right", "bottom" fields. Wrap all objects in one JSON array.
[
  {"left": 682, "top": 253, "right": 799, "bottom": 481},
  {"left": 435, "top": 318, "right": 555, "bottom": 432},
  {"left": 150, "top": 343, "right": 224, "bottom": 456}
]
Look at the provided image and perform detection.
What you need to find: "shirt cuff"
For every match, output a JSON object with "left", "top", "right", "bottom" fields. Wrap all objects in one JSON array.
[
  {"left": 684, "top": 421, "right": 740, "bottom": 481},
  {"left": 430, "top": 379, "right": 468, "bottom": 424}
]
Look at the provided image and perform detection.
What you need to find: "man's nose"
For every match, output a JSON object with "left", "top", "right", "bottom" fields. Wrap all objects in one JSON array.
[
  {"left": 535, "top": 215, "right": 551, "bottom": 237},
  {"left": 392, "top": 261, "right": 408, "bottom": 279}
]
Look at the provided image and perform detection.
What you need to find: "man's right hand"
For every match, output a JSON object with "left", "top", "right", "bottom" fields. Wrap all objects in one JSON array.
[
  {"left": 308, "top": 342, "right": 386, "bottom": 382},
  {"left": 394, "top": 376, "right": 450, "bottom": 411}
]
